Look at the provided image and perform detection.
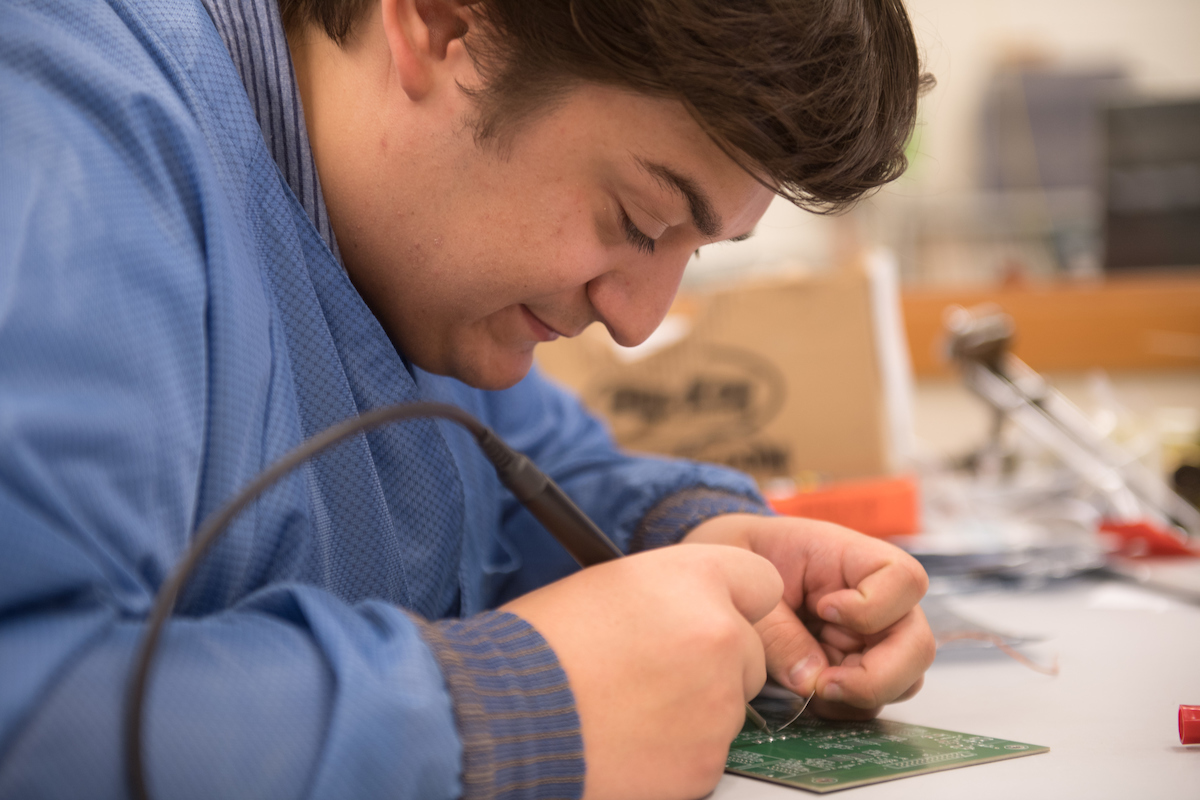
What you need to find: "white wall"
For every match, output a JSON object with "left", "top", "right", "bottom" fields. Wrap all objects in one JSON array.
[{"left": 681, "top": 197, "right": 837, "bottom": 287}]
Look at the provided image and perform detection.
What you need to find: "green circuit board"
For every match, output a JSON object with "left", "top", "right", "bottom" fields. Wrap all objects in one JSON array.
[{"left": 727, "top": 711, "right": 1048, "bottom": 793}]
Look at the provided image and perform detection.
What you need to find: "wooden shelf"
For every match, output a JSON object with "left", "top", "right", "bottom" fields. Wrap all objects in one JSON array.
[{"left": 902, "top": 271, "right": 1200, "bottom": 376}]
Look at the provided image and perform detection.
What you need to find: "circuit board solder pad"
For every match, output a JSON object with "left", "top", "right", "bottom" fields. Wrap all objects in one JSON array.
[{"left": 726, "top": 715, "right": 1048, "bottom": 793}]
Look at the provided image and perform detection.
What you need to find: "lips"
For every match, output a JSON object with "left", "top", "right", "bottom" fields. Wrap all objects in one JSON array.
[{"left": 520, "top": 305, "right": 563, "bottom": 342}]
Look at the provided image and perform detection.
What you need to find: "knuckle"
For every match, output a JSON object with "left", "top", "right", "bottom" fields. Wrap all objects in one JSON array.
[
  {"left": 697, "top": 747, "right": 729, "bottom": 787},
  {"left": 894, "top": 553, "right": 929, "bottom": 592},
  {"left": 679, "top": 756, "right": 726, "bottom": 799},
  {"left": 863, "top": 608, "right": 889, "bottom": 634},
  {"left": 918, "top": 627, "right": 938, "bottom": 667},
  {"left": 902, "top": 675, "right": 925, "bottom": 700},
  {"left": 680, "top": 716, "right": 742, "bottom": 796},
  {"left": 747, "top": 656, "right": 767, "bottom": 694},
  {"left": 844, "top": 605, "right": 881, "bottom": 635},
  {"left": 754, "top": 614, "right": 795, "bottom": 649},
  {"left": 910, "top": 561, "right": 931, "bottom": 596},
  {"left": 684, "top": 548, "right": 727, "bottom": 584},
  {"left": 763, "top": 561, "right": 785, "bottom": 593},
  {"left": 846, "top": 682, "right": 881, "bottom": 710},
  {"left": 861, "top": 681, "right": 886, "bottom": 709},
  {"left": 673, "top": 760, "right": 721, "bottom": 800},
  {"left": 699, "top": 613, "right": 743, "bottom": 651}
]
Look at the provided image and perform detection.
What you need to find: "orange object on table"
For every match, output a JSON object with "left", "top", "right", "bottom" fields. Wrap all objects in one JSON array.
[
  {"left": 767, "top": 474, "right": 920, "bottom": 539},
  {"left": 1100, "top": 520, "right": 1199, "bottom": 558}
]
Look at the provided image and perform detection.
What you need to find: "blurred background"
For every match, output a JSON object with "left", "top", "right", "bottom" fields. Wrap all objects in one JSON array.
[{"left": 683, "top": 0, "right": 1200, "bottom": 288}]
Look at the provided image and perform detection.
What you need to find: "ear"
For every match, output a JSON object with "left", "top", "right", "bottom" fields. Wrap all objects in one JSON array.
[{"left": 380, "top": 0, "right": 476, "bottom": 101}]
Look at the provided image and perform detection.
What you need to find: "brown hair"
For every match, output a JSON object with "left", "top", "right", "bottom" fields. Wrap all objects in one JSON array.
[{"left": 280, "top": 0, "right": 932, "bottom": 212}]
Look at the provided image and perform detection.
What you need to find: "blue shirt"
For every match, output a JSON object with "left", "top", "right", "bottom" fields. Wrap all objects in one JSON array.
[{"left": 0, "top": 0, "right": 769, "bottom": 797}]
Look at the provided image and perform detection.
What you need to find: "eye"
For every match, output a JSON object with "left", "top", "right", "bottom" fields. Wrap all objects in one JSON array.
[{"left": 620, "top": 209, "right": 656, "bottom": 255}]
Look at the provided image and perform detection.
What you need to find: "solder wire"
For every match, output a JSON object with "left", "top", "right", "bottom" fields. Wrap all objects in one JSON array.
[
  {"left": 776, "top": 689, "right": 818, "bottom": 732},
  {"left": 936, "top": 631, "right": 1060, "bottom": 676}
]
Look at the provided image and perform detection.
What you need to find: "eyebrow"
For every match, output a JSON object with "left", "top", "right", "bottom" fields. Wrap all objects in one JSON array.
[{"left": 634, "top": 156, "right": 722, "bottom": 239}]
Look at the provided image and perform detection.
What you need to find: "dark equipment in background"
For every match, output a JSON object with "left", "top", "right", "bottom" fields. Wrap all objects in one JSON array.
[
  {"left": 980, "top": 65, "right": 1127, "bottom": 194},
  {"left": 977, "top": 62, "right": 1200, "bottom": 274},
  {"left": 1104, "top": 98, "right": 1200, "bottom": 271},
  {"left": 978, "top": 64, "right": 1129, "bottom": 275}
]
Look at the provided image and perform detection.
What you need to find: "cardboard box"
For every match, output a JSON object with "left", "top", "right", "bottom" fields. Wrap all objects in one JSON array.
[{"left": 537, "top": 262, "right": 905, "bottom": 481}]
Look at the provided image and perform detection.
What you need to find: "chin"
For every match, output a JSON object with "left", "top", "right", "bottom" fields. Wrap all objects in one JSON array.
[{"left": 450, "top": 349, "right": 535, "bottom": 391}]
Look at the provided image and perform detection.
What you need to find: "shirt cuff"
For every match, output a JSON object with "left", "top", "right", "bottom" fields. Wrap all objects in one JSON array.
[
  {"left": 628, "top": 487, "right": 775, "bottom": 553},
  {"left": 416, "top": 611, "right": 585, "bottom": 800}
]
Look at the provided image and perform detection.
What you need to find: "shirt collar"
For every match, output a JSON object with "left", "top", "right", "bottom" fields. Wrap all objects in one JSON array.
[{"left": 200, "top": 0, "right": 341, "bottom": 261}]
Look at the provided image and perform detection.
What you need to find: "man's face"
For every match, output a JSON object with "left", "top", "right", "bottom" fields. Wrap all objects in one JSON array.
[{"left": 321, "top": 77, "right": 774, "bottom": 390}]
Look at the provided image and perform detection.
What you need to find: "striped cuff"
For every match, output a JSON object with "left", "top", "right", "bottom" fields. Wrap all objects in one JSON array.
[
  {"left": 629, "top": 487, "right": 774, "bottom": 553},
  {"left": 417, "top": 611, "right": 584, "bottom": 800}
]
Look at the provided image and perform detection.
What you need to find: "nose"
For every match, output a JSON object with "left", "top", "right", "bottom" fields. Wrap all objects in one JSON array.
[{"left": 586, "top": 248, "right": 691, "bottom": 347}]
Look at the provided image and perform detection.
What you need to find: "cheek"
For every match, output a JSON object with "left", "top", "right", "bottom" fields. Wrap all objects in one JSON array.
[
  {"left": 514, "top": 191, "right": 610, "bottom": 289},
  {"left": 423, "top": 166, "right": 609, "bottom": 309}
]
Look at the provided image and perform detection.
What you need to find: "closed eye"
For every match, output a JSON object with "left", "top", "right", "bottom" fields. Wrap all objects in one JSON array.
[
  {"left": 620, "top": 209, "right": 656, "bottom": 255},
  {"left": 693, "top": 229, "right": 755, "bottom": 258}
]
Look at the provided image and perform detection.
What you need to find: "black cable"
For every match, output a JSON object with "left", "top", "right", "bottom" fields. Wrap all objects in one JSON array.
[{"left": 124, "top": 401, "right": 621, "bottom": 800}]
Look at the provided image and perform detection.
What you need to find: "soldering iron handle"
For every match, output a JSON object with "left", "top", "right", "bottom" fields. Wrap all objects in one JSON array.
[
  {"left": 520, "top": 479, "right": 625, "bottom": 566},
  {"left": 473, "top": 426, "right": 624, "bottom": 566}
]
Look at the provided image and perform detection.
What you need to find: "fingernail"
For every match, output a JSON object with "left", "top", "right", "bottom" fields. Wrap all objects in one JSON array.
[
  {"left": 821, "top": 606, "right": 840, "bottom": 624},
  {"left": 788, "top": 656, "right": 819, "bottom": 693},
  {"left": 822, "top": 682, "right": 843, "bottom": 702}
]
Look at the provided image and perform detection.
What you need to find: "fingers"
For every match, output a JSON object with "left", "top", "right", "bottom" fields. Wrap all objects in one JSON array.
[
  {"left": 755, "top": 601, "right": 829, "bottom": 696},
  {"left": 815, "top": 606, "right": 936, "bottom": 709},
  {"left": 893, "top": 675, "right": 924, "bottom": 703},
  {"left": 692, "top": 544, "right": 784, "bottom": 625},
  {"left": 702, "top": 546, "right": 779, "bottom": 700},
  {"left": 680, "top": 516, "right": 935, "bottom": 722},
  {"left": 738, "top": 617, "right": 769, "bottom": 701},
  {"left": 807, "top": 697, "right": 883, "bottom": 722},
  {"left": 808, "top": 672, "right": 923, "bottom": 721},
  {"left": 673, "top": 544, "right": 781, "bottom": 700},
  {"left": 499, "top": 545, "right": 780, "bottom": 800},
  {"left": 813, "top": 554, "right": 928, "bottom": 634},
  {"left": 759, "top": 603, "right": 930, "bottom": 716}
]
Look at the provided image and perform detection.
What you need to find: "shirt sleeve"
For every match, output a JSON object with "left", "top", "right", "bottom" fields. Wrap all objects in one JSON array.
[
  {"left": 628, "top": 486, "right": 776, "bottom": 552},
  {"left": 416, "top": 612, "right": 584, "bottom": 800},
  {"left": 481, "top": 368, "right": 773, "bottom": 602}
]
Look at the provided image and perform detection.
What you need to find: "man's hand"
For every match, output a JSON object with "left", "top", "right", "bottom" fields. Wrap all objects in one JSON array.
[
  {"left": 502, "top": 544, "right": 782, "bottom": 800},
  {"left": 683, "top": 514, "right": 935, "bottom": 721}
]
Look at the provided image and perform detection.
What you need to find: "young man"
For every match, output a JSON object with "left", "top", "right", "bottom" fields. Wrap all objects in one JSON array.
[{"left": 0, "top": 0, "right": 934, "bottom": 798}]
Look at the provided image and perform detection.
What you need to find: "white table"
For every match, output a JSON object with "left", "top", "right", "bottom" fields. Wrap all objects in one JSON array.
[{"left": 713, "top": 575, "right": 1200, "bottom": 800}]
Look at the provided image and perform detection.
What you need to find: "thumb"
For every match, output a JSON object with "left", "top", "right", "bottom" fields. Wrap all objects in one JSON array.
[
  {"left": 754, "top": 601, "right": 830, "bottom": 696},
  {"left": 691, "top": 544, "right": 783, "bottom": 625}
]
